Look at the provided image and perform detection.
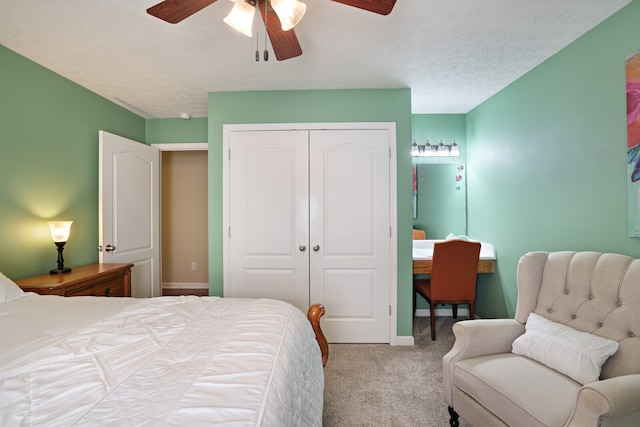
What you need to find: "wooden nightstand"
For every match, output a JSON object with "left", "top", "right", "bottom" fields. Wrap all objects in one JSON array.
[{"left": 15, "top": 263, "right": 133, "bottom": 297}]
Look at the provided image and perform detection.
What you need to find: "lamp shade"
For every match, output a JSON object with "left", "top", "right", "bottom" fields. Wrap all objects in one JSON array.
[
  {"left": 270, "top": 0, "right": 306, "bottom": 31},
  {"left": 436, "top": 141, "right": 449, "bottom": 157},
  {"left": 425, "top": 142, "right": 437, "bottom": 157},
  {"left": 411, "top": 140, "right": 419, "bottom": 157},
  {"left": 450, "top": 141, "right": 461, "bottom": 157},
  {"left": 48, "top": 221, "right": 73, "bottom": 243},
  {"left": 224, "top": 0, "right": 256, "bottom": 37}
]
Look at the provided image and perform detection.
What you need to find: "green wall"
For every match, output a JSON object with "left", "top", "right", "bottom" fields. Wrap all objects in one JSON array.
[
  {"left": 467, "top": 0, "right": 640, "bottom": 318},
  {"left": 146, "top": 118, "right": 208, "bottom": 144},
  {"left": 207, "top": 90, "right": 414, "bottom": 337},
  {"left": 0, "top": 45, "right": 145, "bottom": 279}
]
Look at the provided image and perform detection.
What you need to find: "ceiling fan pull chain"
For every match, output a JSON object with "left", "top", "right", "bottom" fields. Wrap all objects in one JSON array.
[
  {"left": 255, "top": 8, "right": 260, "bottom": 62},
  {"left": 263, "top": 0, "right": 269, "bottom": 61},
  {"left": 255, "top": 41, "right": 260, "bottom": 61}
]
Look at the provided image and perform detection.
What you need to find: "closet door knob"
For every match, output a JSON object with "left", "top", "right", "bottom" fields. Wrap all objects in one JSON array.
[
  {"left": 313, "top": 244, "right": 320, "bottom": 252},
  {"left": 299, "top": 245, "right": 307, "bottom": 252},
  {"left": 105, "top": 244, "right": 116, "bottom": 252}
]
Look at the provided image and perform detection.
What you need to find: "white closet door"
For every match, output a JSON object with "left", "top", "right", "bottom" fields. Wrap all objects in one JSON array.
[
  {"left": 226, "top": 130, "right": 310, "bottom": 312},
  {"left": 309, "top": 129, "right": 391, "bottom": 343}
]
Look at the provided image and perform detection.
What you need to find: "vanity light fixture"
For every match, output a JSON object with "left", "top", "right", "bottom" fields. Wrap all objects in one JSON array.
[
  {"left": 48, "top": 221, "right": 73, "bottom": 274},
  {"left": 411, "top": 139, "right": 460, "bottom": 157}
]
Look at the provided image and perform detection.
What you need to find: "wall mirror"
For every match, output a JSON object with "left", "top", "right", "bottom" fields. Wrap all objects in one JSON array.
[{"left": 412, "top": 163, "right": 466, "bottom": 239}]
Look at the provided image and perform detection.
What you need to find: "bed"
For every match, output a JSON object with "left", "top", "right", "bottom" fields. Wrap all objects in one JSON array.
[{"left": 0, "top": 272, "right": 327, "bottom": 426}]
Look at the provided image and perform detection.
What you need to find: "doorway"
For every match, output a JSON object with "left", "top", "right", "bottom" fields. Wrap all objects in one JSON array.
[{"left": 153, "top": 143, "right": 208, "bottom": 296}]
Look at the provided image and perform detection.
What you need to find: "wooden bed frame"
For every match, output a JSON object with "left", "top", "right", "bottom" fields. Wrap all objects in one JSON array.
[{"left": 307, "top": 303, "right": 329, "bottom": 366}]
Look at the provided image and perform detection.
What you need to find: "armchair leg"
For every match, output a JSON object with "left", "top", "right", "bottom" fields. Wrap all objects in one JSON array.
[{"left": 448, "top": 406, "right": 460, "bottom": 427}]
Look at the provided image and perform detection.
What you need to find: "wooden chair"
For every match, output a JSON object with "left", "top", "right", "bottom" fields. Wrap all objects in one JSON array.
[
  {"left": 412, "top": 229, "right": 426, "bottom": 240},
  {"left": 414, "top": 239, "right": 481, "bottom": 340}
]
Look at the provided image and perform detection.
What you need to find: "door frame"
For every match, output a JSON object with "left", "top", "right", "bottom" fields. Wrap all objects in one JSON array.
[{"left": 222, "top": 123, "right": 398, "bottom": 344}]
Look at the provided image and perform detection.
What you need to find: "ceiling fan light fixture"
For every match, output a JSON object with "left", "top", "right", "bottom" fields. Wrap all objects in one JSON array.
[
  {"left": 223, "top": 0, "right": 256, "bottom": 37},
  {"left": 270, "top": 0, "right": 306, "bottom": 31}
]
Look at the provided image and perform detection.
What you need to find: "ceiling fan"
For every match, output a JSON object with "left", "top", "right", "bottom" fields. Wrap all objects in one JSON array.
[{"left": 147, "top": 0, "right": 397, "bottom": 61}]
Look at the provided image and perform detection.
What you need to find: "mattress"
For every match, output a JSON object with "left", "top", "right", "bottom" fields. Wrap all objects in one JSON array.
[{"left": 0, "top": 295, "right": 324, "bottom": 426}]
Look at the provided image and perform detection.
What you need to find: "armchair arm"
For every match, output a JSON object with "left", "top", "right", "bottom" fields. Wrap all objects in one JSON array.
[
  {"left": 442, "top": 319, "right": 524, "bottom": 406},
  {"left": 447, "top": 319, "right": 524, "bottom": 359},
  {"left": 567, "top": 374, "right": 640, "bottom": 427}
]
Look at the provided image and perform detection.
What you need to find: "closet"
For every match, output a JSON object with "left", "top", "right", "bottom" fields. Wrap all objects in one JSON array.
[{"left": 223, "top": 123, "right": 396, "bottom": 343}]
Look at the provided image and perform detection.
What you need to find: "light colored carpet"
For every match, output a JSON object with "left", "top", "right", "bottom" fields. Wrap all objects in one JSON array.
[{"left": 322, "top": 316, "right": 469, "bottom": 427}]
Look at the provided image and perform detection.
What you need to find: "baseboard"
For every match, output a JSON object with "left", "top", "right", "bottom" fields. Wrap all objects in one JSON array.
[
  {"left": 395, "top": 335, "right": 415, "bottom": 346},
  {"left": 163, "top": 288, "right": 208, "bottom": 296},
  {"left": 162, "top": 282, "right": 208, "bottom": 289},
  {"left": 415, "top": 307, "right": 470, "bottom": 317}
]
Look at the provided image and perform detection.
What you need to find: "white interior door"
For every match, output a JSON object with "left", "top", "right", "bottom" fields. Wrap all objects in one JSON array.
[
  {"left": 99, "top": 130, "right": 161, "bottom": 298},
  {"left": 225, "top": 130, "right": 310, "bottom": 311},
  {"left": 309, "top": 129, "right": 391, "bottom": 343}
]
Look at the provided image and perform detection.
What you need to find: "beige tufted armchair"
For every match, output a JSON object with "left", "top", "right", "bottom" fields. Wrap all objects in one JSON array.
[{"left": 442, "top": 251, "right": 640, "bottom": 427}]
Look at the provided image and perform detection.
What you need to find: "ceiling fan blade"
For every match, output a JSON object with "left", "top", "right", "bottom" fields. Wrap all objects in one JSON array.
[
  {"left": 147, "top": 0, "right": 218, "bottom": 24},
  {"left": 331, "top": 0, "right": 397, "bottom": 15},
  {"left": 258, "top": 0, "right": 302, "bottom": 61}
]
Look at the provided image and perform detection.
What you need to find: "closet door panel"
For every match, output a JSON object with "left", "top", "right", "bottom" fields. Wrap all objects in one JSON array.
[
  {"left": 323, "top": 143, "right": 376, "bottom": 254},
  {"left": 309, "top": 129, "right": 391, "bottom": 343},
  {"left": 227, "top": 130, "right": 310, "bottom": 312},
  {"left": 322, "top": 270, "right": 375, "bottom": 317},
  {"left": 245, "top": 269, "right": 297, "bottom": 303}
]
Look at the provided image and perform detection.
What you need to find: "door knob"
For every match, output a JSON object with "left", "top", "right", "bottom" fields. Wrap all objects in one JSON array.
[
  {"left": 313, "top": 244, "right": 320, "bottom": 252},
  {"left": 105, "top": 244, "right": 116, "bottom": 252},
  {"left": 299, "top": 245, "right": 307, "bottom": 252}
]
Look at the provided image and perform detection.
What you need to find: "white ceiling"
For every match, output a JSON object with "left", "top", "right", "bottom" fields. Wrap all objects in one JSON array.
[{"left": 0, "top": 0, "right": 631, "bottom": 119}]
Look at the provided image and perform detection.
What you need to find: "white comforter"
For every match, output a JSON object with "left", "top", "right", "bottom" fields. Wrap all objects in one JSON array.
[{"left": 0, "top": 295, "right": 324, "bottom": 426}]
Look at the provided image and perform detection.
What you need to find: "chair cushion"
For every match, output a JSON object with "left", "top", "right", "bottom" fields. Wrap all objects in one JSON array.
[
  {"left": 454, "top": 353, "right": 581, "bottom": 427},
  {"left": 512, "top": 313, "right": 619, "bottom": 385}
]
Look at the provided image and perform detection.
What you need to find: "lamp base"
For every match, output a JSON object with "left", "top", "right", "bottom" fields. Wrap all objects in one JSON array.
[{"left": 50, "top": 267, "right": 71, "bottom": 275}]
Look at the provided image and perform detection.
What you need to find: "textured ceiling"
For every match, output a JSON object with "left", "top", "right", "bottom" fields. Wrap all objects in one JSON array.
[{"left": 0, "top": 0, "right": 631, "bottom": 119}]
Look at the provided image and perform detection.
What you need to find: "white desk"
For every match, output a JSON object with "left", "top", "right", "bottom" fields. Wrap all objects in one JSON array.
[{"left": 413, "top": 239, "right": 496, "bottom": 274}]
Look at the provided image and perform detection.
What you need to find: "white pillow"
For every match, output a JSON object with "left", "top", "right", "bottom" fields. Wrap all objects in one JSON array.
[
  {"left": 512, "top": 312, "right": 619, "bottom": 385},
  {"left": 0, "top": 272, "right": 25, "bottom": 302}
]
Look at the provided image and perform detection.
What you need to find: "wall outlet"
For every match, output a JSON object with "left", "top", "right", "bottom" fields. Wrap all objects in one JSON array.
[{"left": 191, "top": 262, "right": 197, "bottom": 270}]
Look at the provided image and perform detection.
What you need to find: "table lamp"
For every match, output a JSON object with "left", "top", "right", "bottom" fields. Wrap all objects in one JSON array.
[{"left": 48, "top": 221, "right": 73, "bottom": 274}]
